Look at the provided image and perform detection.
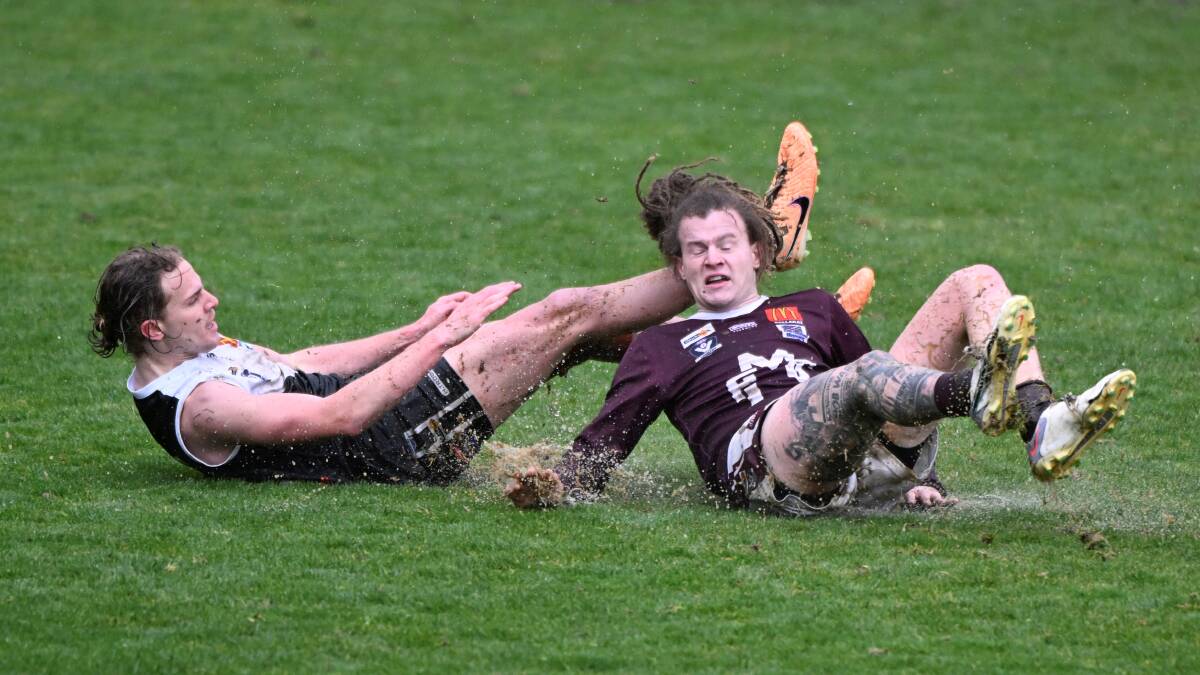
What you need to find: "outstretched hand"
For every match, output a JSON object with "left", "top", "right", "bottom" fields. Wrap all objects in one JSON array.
[
  {"left": 504, "top": 466, "right": 565, "bottom": 508},
  {"left": 431, "top": 281, "right": 522, "bottom": 348},
  {"left": 417, "top": 291, "right": 472, "bottom": 332}
]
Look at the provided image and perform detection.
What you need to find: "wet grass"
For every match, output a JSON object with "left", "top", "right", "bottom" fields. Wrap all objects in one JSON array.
[{"left": 2, "top": 0, "right": 1198, "bottom": 671}]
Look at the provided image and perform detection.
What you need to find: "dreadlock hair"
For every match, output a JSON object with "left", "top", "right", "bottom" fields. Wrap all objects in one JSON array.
[
  {"left": 89, "top": 244, "right": 183, "bottom": 358},
  {"left": 634, "top": 155, "right": 780, "bottom": 278}
]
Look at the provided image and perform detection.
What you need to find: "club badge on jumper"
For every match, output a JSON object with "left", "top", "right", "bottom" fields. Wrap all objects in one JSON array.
[
  {"left": 765, "top": 306, "right": 809, "bottom": 343},
  {"left": 680, "top": 322, "right": 722, "bottom": 362}
]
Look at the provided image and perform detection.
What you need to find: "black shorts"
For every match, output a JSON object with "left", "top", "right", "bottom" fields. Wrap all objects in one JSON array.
[{"left": 227, "top": 359, "right": 494, "bottom": 484}]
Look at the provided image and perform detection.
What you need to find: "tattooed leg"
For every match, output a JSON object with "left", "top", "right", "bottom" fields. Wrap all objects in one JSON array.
[{"left": 759, "top": 350, "right": 956, "bottom": 496}]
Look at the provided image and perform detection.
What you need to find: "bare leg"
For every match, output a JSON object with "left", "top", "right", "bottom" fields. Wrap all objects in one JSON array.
[
  {"left": 885, "top": 264, "right": 1045, "bottom": 445},
  {"left": 889, "top": 264, "right": 1043, "bottom": 375},
  {"left": 445, "top": 268, "right": 690, "bottom": 426},
  {"left": 760, "top": 350, "right": 953, "bottom": 496}
]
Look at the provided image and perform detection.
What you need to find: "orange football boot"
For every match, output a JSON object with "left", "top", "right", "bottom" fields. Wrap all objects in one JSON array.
[
  {"left": 763, "top": 121, "right": 819, "bottom": 270},
  {"left": 834, "top": 266, "right": 875, "bottom": 321}
]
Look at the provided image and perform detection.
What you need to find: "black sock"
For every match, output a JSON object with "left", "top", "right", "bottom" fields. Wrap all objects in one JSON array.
[
  {"left": 1016, "top": 380, "right": 1055, "bottom": 442},
  {"left": 933, "top": 369, "right": 975, "bottom": 417}
]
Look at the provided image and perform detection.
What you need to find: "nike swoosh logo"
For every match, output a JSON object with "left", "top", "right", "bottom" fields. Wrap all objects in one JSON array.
[
  {"left": 789, "top": 195, "right": 811, "bottom": 225},
  {"left": 783, "top": 196, "right": 811, "bottom": 257}
]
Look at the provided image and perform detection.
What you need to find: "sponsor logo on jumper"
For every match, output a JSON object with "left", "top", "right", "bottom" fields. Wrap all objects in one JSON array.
[
  {"left": 765, "top": 306, "right": 803, "bottom": 323},
  {"left": 427, "top": 370, "right": 451, "bottom": 397},
  {"left": 680, "top": 323, "right": 716, "bottom": 347},
  {"left": 775, "top": 321, "right": 809, "bottom": 343},
  {"left": 765, "top": 306, "right": 808, "bottom": 342},
  {"left": 728, "top": 321, "right": 758, "bottom": 333},
  {"left": 681, "top": 322, "right": 722, "bottom": 362},
  {"left": 217, "top": 337, "right": 240, "bottom": 348},
  {"left": 725, "top": 349, "right": 816, "bottom": 406}
]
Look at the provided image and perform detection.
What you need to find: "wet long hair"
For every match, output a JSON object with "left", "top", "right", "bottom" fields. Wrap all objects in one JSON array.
[
  {"left": 634, "top": 156, "right": 779, "bottom": 277},
  {"left": 89, "top": 244, "right": 183, "bottom": 358}
]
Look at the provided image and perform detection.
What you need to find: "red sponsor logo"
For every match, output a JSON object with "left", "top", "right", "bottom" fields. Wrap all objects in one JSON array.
[{"left": 765, "top": 306, "right": 803, "bottom": 323}]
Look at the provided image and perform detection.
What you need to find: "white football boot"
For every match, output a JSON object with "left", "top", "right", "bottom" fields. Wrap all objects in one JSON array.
[
  {"left": 970, "top": 295, "right": 1037, "bottom": 436},
  {"left": 1028, "top": 369, "right": 1137, "bottom": 481}
]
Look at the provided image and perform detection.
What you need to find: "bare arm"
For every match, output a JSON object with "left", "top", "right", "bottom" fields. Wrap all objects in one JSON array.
[
  {"left": 277, "top": 291, "right": 473, "bottom": 376},
  {"left": 182, "top": 282, "right": 520, "bottom": 457},
  {"left": 507, "top": 339, "right": 665, "bottom": 508}
]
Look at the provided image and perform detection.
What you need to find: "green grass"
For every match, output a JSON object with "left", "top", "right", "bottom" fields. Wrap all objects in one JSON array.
[{"left": 2, "top": 0, "right": 1199, "bottom": 671}]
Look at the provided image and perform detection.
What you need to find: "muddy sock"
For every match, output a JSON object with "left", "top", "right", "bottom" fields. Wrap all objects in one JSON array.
[
  {"left": 933, "top": 369, "right": 974, "bottom": 417},
  {"left": 1016, "top": 380, "right": 1055, "bottom": 442}
]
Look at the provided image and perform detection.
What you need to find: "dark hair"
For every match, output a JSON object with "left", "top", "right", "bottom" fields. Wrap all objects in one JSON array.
[
  {"left": 89, "top": 244, "right": 183, "bottom": 358},
  {"left": 634, "top": 156, "right": 779, "bottom": 276}
]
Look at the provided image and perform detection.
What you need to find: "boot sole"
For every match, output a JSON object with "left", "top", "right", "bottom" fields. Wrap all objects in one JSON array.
[
  {"left": 978, "top": 296, "right": 1036, "bottom": 436},
  {"left": 1032, "top": 369, "right": 1137, "bottom": 481},
  {"left": 765, "top": 121, "right": 818, "bottom": 271}
]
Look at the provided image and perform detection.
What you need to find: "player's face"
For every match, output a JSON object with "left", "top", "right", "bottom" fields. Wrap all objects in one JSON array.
[
  {"left": 155, "top": 258, "right": 221, "bottom": 356},
  {"left": 675, "top": 209, "right": 762, "bottom": 312}
]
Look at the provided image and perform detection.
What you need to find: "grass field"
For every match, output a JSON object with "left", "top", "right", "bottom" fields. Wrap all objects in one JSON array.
[{"left": 2, "top": 0, "right": 1198, "bottom": 671}]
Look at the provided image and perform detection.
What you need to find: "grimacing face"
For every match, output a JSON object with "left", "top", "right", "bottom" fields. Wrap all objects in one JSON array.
[
  {"left": 674, "top": 208, "right": 762, "bottom": 313},
  {"left": 145, "top": 258, "right": 222, "bottom": 356}
]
